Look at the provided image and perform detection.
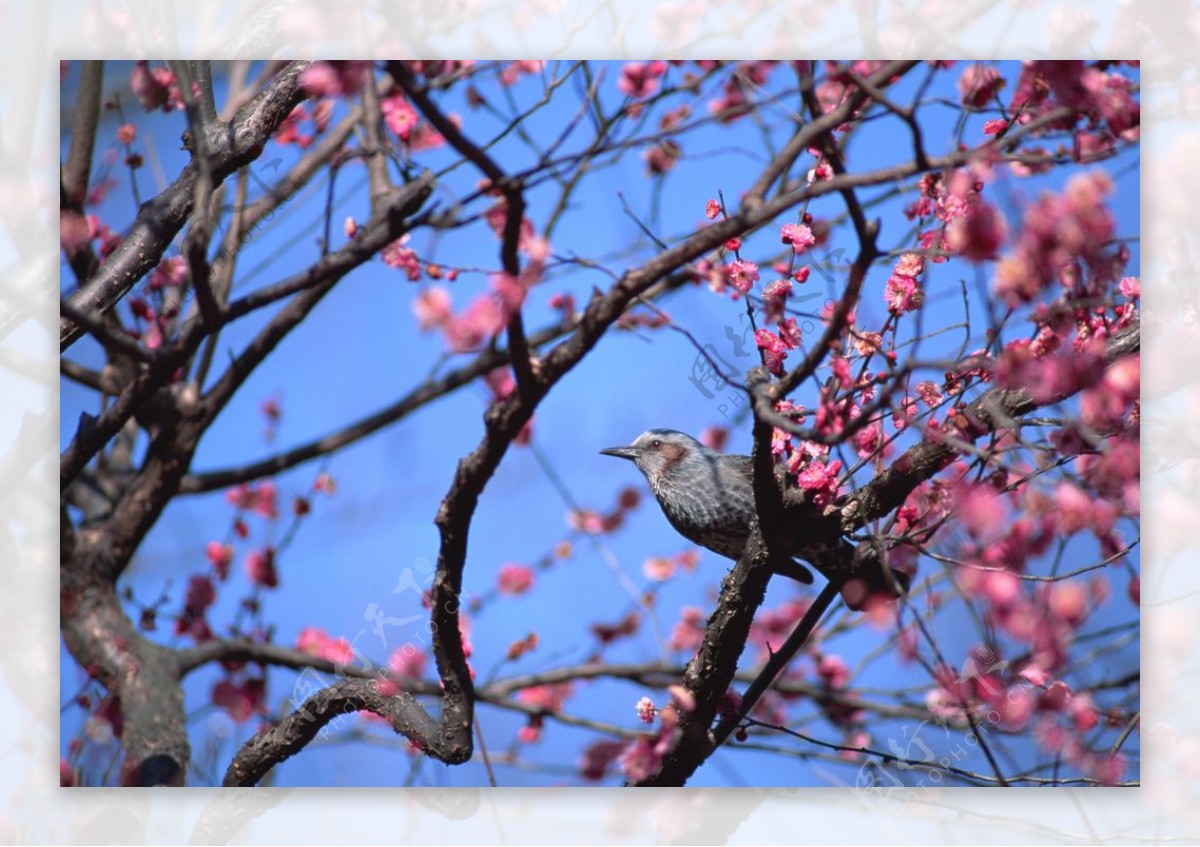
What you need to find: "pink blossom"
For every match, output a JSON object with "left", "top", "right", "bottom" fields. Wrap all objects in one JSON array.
[
  {"left": 726, "top": 259, "right": 759, "bottom": 294},
  {"left": 762, "top": 278, "right": 792, "bottom": 321},
  {"left": 704, "top": 199, "right": 721, "bottom": 220},
  {"left": 1018, "top": 663, "right": 1050, "bottom": 688},
  {"left": 618, "top": 61, "right": 667, "bottom": 99},
  {"left": 252, "top": 481, "right": 278, "bottom": 519},
  {"left": 413, "top": 286, "right": 453, "bottom": 331},
  {"left": 894, "top": 252, "right": 924, "bottom": 277},
  {"left": 643, "top": 556, "right": 675, "bottom": 581},
  {"left": 918, "top": 229, "right": 947, "bottom": 262},
  {"left": 568, "top": 508, "right": 606, "bottom": 535},
  {"left": 957, "top": 484, "right": 1008, "bottom": 540},
  {"left": 618, "top": 736, "right": 663, "bottom": 781},
  {"left": 807, "top": 162, "right": 832, "bottom": 183},
  {"left": 914, "top": 381, "right": 943, "bottom": 407},
  {"left": 244, "top": 547, "right": 278, "bottom": 588},
  {"left": 273, "top": 104, "right": 313, "bottom": 148},
  {"left": 853, "top": 422, "right": 883, "bottom": 459},
  {"left": 296, "top": 626, "right": 355, "bottom": 664},
  {"left": 381, "top": 235, "right": 421, "bottom": 280},
  {"left": 212, "top": 678, "right": 265, "bottom": 723},
  {"left": 635, "top": 696, "right": 656, "bottom": 724},
  {"left": 1118, "top": 276, "right": 1140, "bottom": 299},
  {"left": 149, "top": 256, "right": 187, "bottom": 290},
  {"left": 781, "top": 223, "right": 816, "bottom": 252},
  {"left": 60, "top": 211, "right": 91, "bottom": 254},
  {"left": 668, "top": 684, "right": 696, "bottom": 712},
  {"left": 483, "top": 367, "right": 515, "bottom": 402},
  {"left": 958, "top": 64, "right": 1006, "bottom": 108},
  {"left": 517, "top": 682, "right": 574, "bottom": 712},
  {"left": 443, "top": 295, "right": 506, "bottom": 352},
  {"left": 130, "top": 61, "right": 177, "bottom": 112},
  {"left": 516, "top": 722, "right": 542, "bottom": 744},
  {"left": 817, "top": 654, "right": 850, "bottom": 689},
  {"left": 206, "top": 541, "right": 233, "bottom": 580},
  {"left": 795, "top": 459, "right": 843, "bottom": 509},
  {"left": 1090, "top": 753, "right": 1126, "bottom": 786},
  {"left": 184, "top": 574, "right": 216, "bottom": 616},
  {"left": 579, "top": 739, "right": 626, "bottom": 781},
  {"left": 643, "top": 140, "right": 681, "bottom": 175},
  {"left": 387, "top": 643, "right": 427, "bottom": 679},
  {"left": 261, "top": 398, "right": 283, "bottom": 431},
  {"left": 1046, "top": 581, "right": 1089, "bottom": 628},
  {"left": 755, "top": 328, "right": 788, "bottom": 375},
  {"left": 946, "top": 202, "right": 1008, "bottom": 261},
  {"left": 116, "top": 123, "right": 137, "bottom": 145},
  {"left": 499, "top": 60, "right": 544, "bottom": 87},
  {"left": 982, "top": 118, "right": 1009, "bottom": 136},
  {"left": 980, "top": 570, "right": 1021, "bottom": 610},
  {"left": 1052, "top": 483, "right": 1097, "bottom": 536},
  {"left": 778, "top": 317, "right": 802, "bottom": 350},
  {"left": 299, "top": 61, "right": 371, "bottom": 98},
  {"left": 1067, "top": 691, "right": 1098, "bottom": 731},
  {"left": 381, "top": 93, "right": 419, "bottom": 139},
  {"left": 700, "top": 426, "right": 728, "bottom": 451},
  {"left": 994, "top": 170, "right": 1116, "bottom": 305},
  {"left": 667, "top": 607, "right": 706, "bottom": 652},
  {"left": 884, "top": 274, "right": 924, "bottom": 315},
  {"left": 996, "top": 686, "right": 1036, "bottom": 730},
  {"left": 497, "top": 562, "right": 535, "bottom": 595}
]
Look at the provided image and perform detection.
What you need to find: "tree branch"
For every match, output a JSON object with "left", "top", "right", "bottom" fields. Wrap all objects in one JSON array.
[
  {"left": 60, "top": 60, "right": 312, "bottom": 351},
  {"left": 837, "top": 322, "right": 1140, "bottom": 534}
]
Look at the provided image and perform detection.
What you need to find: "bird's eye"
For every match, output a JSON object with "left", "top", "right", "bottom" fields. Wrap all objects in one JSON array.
[{"left": 651, "top": 439, "right": 662, "bottom": 448}]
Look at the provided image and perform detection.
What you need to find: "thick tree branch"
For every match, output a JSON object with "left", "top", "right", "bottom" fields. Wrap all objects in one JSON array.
[
  {"left": 222, "top": 678, "right": 443, "bottom": 786},
  {"left": 60, "top": 60, "right": 104, "bottom": 285},
  {"left": 60, "top": 61, "right": 312, "bottom": 351}
]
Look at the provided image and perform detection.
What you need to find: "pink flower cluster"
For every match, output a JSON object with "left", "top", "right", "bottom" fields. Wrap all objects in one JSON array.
[
  {"left": 296, "top": 626, "right": 355, "bottom": 664},
  {"left": 1014, "top": 61, "right": 1139, "bottom": 139},
  {"left": 618, "top": 61, "right": 667, "bottom": 99},
  {"left": 567, "top": 485, "right": 642, "bottom": 536},
  {"left": 618, "top": 700, "right": 682, "bottom": 781},
  {"left": 754, "top": 322, "right": 801, "bottom": 376},
  {"left": 381, "top": 92, "right": 445, "bottom": 151},
  {"left": 993, "top": 170, "right": 1118, "bottom": 305},
  {"left": 212, "top": 677, "right": 266, "bottom": 723},
  {"left": 794, "top": 459, "right": 844, "bottom": 510},
  {"left": 299, "top": 61, "right": 372, "bottom": 98},
  {"left": 273, "top": 100, "right": 334, "bottom": 149},
  {"left": 708, "top": 62, "right": 775, "bottom": 123},
  {"left": 642, "top": 549, "right": 700, "bottom": 581},
  {"left": 497, "top": 562, "right": 535, "bottom": 595},
  {"left": 225, "top": 480, "right": 280, "bottom": 520},
  {"left": 957, "top": 64, "right": 1006, "bottom": 108},
  {"left": 130, "top": 61, "right": 185, "bottom": 112}
]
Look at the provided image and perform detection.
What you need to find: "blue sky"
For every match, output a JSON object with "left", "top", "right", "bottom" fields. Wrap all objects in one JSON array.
[{"left": 61, "top": 60, "right": 1140, "bottom": 787}]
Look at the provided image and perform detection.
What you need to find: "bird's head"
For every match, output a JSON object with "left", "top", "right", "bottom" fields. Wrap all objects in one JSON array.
[{"left": 599, "top": 429, "right": 706, "bottom": 483}]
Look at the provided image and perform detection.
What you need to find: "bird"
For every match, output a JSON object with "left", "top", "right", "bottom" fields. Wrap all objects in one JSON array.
[{"left": 600, "top": 429, "right": 815, "bottom": 584}]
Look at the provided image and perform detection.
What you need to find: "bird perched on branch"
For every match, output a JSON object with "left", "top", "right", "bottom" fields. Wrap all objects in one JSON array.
[
  {"left": 601, "top": 430, "right": 913, "bottom": 605},
  {"left": 600, "top": 429, "right": 816, "bottom": 584}
]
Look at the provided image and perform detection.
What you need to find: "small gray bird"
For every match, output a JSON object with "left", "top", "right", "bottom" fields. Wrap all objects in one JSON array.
[{"left": 600, "top": 429, "right": 814, "bottom": 584}]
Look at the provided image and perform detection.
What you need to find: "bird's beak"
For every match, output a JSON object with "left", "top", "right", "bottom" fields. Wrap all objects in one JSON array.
[{"left": 599, "top": 445, "right": 639, "bottom": 461}]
